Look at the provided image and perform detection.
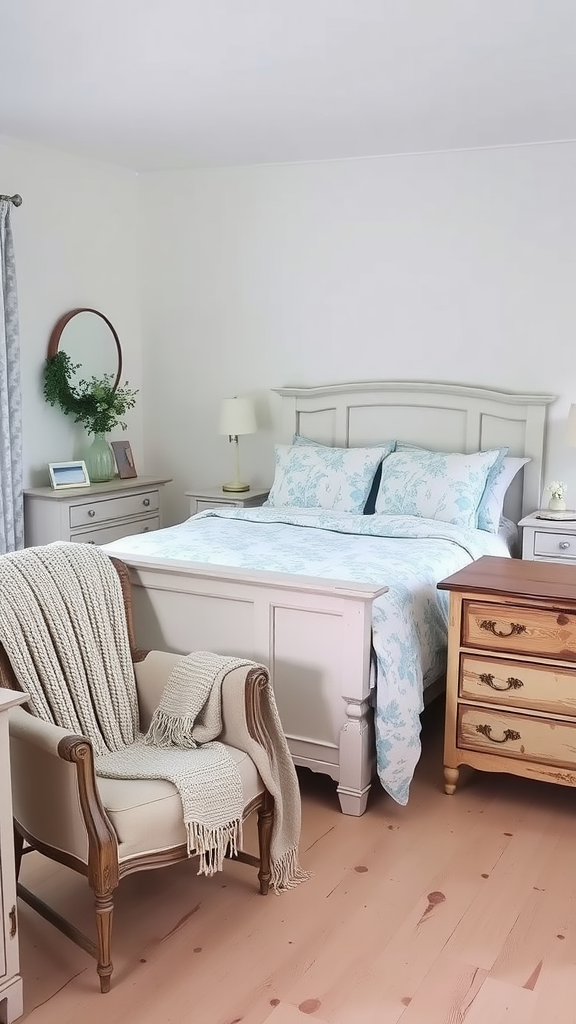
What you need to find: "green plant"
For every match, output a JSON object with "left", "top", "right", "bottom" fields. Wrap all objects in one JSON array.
[{"left": 43, "top": 351, "right": 138, "bottom": 436}]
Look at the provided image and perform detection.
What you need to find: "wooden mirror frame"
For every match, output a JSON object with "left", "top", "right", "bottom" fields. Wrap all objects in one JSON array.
[{"left": 47, "top": 307, "right": 122, "bottom": 392}]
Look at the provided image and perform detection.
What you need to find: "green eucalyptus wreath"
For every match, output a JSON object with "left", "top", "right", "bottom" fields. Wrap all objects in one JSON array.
[{"left": 43, "top": 351, "right": 138, "bottom": 436}]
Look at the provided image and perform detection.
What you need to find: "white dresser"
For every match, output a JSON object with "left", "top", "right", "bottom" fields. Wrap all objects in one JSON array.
[
  {"left": 24, "top": 477, "right": 172, "bottom": 547},
  {"left": 0, "top": 689, "right": 28, "bottom": 1024}
]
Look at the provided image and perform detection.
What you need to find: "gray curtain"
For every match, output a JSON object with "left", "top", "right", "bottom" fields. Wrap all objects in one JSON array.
[{"left": 0, "top": 200, "right": 23, "bottom": 552}]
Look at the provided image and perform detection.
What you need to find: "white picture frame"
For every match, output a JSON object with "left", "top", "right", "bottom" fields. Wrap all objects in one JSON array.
[{"left": 48, "top": 460, "right": 91, "bottom": 490}]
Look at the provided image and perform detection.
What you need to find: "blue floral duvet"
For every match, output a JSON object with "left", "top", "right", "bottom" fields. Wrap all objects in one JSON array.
[{"left": 105, "top": 508, "right": 510, "bottom": 805}]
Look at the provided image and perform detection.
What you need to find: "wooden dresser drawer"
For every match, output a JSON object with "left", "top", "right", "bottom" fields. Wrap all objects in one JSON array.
[
  {"left": 463, "top": 600, "right": 576, "bottom": 661},
  {"left": 533, "top": 531, "right": 576, "bottom": 561},
  {"left": 69, "top": 490, "right": 159, "bottom": 528},
  {"left": 460, "top": 654, "right": 576, "bottom": 716},
  {"left": 70, "top": 516, "right": 159, "bottom": 546},
  {"left": 457, "top": 705, "right": 576, "bottom": 771}
]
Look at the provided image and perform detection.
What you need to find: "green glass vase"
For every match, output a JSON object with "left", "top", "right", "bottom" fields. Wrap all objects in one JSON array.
[{"left": 84, "top": 433, "right": 116, "bottom": 483}]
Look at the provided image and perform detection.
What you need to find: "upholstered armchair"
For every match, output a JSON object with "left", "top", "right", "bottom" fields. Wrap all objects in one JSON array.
[{"left": 0, "top": 557, "right": 274, "bottom": 993}]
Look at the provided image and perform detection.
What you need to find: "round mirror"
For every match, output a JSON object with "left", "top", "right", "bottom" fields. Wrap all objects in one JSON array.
[{"left": 47, "top": 308, "right": 122, "bottom": 393}]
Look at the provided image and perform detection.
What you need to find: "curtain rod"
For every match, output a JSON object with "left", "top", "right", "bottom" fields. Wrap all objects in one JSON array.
[{"left": 0, "top": 194, "right": 22, "bottom": 207}]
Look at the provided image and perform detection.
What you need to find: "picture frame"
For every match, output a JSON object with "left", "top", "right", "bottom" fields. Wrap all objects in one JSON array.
[
  {"left": 48, "top": 460, "right": 91, "bottom": 490},
  {"left": 111, "top": 440, "right": 138, "bottom": 479}
]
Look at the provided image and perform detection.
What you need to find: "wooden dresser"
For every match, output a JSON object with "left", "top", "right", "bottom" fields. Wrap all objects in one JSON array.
[
  {"left": 24, "top": 476, "right": 171, "bottom": 547},
  {"left": 438, "top": 556, "right": 576, "bottom": 795}
]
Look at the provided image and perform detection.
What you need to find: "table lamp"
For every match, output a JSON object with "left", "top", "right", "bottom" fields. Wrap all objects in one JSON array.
[{"left": 219, "top": 397, "right": 257, "bottom": 492}]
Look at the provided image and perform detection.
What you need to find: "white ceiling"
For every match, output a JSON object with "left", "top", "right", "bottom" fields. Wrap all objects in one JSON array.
[{"left": 2, "top": 0, "right": 576, "bottom": 172}]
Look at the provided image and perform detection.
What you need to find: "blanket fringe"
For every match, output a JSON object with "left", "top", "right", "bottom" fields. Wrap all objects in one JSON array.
[
  {"left": 270, "top": 846, "right": 311, "bottom": 894},
  {"left": 187, "top": 818, "right": 243, "bottom": 876},
  {"left": 146, "top": 710, "right": 198, "bottom": 749}
]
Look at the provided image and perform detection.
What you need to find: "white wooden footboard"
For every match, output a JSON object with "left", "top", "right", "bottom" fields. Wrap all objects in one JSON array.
[{"left": 124, "top": 556, "right": 386, "bottom": 816}]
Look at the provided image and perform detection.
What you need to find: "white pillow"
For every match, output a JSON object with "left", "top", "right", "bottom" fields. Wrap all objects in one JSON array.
[
  {"left": 265, "top": 443, "right": 392, "bottom": 513},
  {"left": 374, "top": 448, "right": 503, "bottom": 528},
  {"left": 477, "top": 456, "right": 530, "bottom": 533}
]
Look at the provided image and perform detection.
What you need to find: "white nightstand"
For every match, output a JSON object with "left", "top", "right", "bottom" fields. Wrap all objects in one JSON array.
[
  {"left": 519, "top": 511, "right": 576, "bottom": 564},
  {"left": 185, "top": 486, "right": 270, "bottom": 517}
]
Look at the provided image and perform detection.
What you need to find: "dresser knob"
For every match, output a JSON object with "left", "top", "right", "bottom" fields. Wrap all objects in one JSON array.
[
  {"left": 87, "top": 509, "right": 96, "bottom": 518},
  {"left": 142, "top": 526, "right": 149, "bottom": 532},
  {"left": 559, "top": 541, "right": 571, "bottom": 550},
  {"left": 143, "top": 498, "right": 150, "bottom": 507}
]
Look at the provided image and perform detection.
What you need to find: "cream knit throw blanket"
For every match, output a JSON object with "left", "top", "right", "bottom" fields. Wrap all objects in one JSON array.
[{"left": 0, "top": 543, "right": 307, "bottom": 891}]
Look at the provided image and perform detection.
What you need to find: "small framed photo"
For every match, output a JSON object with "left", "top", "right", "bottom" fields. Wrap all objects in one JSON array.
[
  {"left": 111, "top": 440, "right": 138, "bottom": 479},
  {"left": 48, "top": 460, "right": 91, "bottom": 489}
]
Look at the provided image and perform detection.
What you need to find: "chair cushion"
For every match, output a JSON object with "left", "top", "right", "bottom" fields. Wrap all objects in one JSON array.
[{"left": 97, "top": 744, "right": 264, "bottom": 862}]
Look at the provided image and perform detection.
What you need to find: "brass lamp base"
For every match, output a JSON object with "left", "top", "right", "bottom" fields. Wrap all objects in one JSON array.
[{"left": 222, "top": 481, "right": 250, "bottom": 493}]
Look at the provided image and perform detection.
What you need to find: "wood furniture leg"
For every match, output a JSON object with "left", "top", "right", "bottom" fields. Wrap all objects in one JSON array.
[
  {"left": 337, "top": 693, "right": 373, "bottom": 816},
  {"left": 257, "top": 793, "right": 274, "bottom": 896},
  {"left": 94, "top": 891, "right": 114, "bottom": 994},
  {"left": 444, "top": 766, "right": 460, "bottom": 795}
]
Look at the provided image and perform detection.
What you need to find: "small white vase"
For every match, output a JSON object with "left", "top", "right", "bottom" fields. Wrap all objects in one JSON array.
[{"left": 548, "top": 496, "right": 567, "bottom": 511}]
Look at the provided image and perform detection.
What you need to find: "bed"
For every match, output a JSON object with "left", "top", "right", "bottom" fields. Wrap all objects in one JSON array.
[{"left": 104, "top": 381, "right": 554, "bottom": 815}]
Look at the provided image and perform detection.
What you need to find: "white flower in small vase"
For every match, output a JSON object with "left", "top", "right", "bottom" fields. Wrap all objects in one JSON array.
[{"left": 546, "top": 481, "right": 567, "bottom": 511}]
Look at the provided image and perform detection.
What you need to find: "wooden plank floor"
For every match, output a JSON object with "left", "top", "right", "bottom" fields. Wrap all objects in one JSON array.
[{"left": 16, "top": 700, "right": 576, "bottom": 1023}]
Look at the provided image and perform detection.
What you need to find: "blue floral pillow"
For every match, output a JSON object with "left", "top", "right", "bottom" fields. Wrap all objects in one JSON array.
[
  {"left": 394, "top": 442, "right": 517, "bottom": 532},
  {"left": 374, "top": 448, "right": 503, "bottom": 528},
  {"left": 265, "top": 443, "right": 393, "bottom": 513}
]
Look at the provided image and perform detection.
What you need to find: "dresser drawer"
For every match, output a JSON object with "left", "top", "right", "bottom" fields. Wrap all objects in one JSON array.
[
  {"left": 69, "top": 490, "right": 159, "bottom": 528},
  {"left": 195, "top": 499, "right": 235, "bottom": 514},
  {"left": 70, "top": 516, "right": 159, "bottom": 546},
  {"left": 457, "top": 705, "right": 576, "bottom": 770},
  {"left": 533, "top": 531, "right": 576, "bottom": 561},
  {"left": 460, "top": 654, "right": 576, "bottom": 716},
  {"left": 463, "top": 601, "right": 576, "bottom": 661}
]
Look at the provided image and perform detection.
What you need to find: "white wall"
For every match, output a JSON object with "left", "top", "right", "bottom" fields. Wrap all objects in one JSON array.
[
  {"left": 0, "top": 136, "right": 142, "bottom": 488},
  {"left": 139, "top": 142, "right": 576, "bottom": 526},
  {"left": 5, "top": 135, "right": 574, "bottom": 523}
]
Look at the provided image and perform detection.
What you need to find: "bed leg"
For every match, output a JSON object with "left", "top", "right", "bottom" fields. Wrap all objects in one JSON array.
[
  {"left": 337, "top": 785, "right": 371, "bottom": 816},
  {"left": 336, "top": 696, "right": 373, "bottom": 816}
]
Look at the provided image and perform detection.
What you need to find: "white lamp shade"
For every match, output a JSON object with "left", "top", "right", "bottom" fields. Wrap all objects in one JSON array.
[
  {"left": 219, "top": 397, "right": 257, "bottom": 436},
  {"left": 567, "top": 405, "right": 576, "bottom": 447}
]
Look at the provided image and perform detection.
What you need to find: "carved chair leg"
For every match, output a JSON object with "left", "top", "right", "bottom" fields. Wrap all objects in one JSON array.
[
  {"left": 94, "top": 891, "right": 114, "bottom": 993},
  {"left": 257, "top": 791, "right": 274, "bottom": 896},
  {"left": 13, "top": 825, "right": 24, "bottom": 881}
]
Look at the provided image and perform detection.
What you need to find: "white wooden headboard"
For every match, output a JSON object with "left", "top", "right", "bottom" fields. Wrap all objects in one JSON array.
[{"left": 273, "top": 381, "right": 556, "bottom": 521}]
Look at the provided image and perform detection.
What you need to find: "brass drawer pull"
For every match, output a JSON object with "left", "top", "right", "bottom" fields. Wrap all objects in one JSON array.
[
  {"left": 479, "top": 619, "right": 527, "bottom": 639},
  {"left": 479, "top": 672, "right": 524, "bottom": 692},
  {"left": 476, "top": 723, "right": 521, "bottom": 744}
]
